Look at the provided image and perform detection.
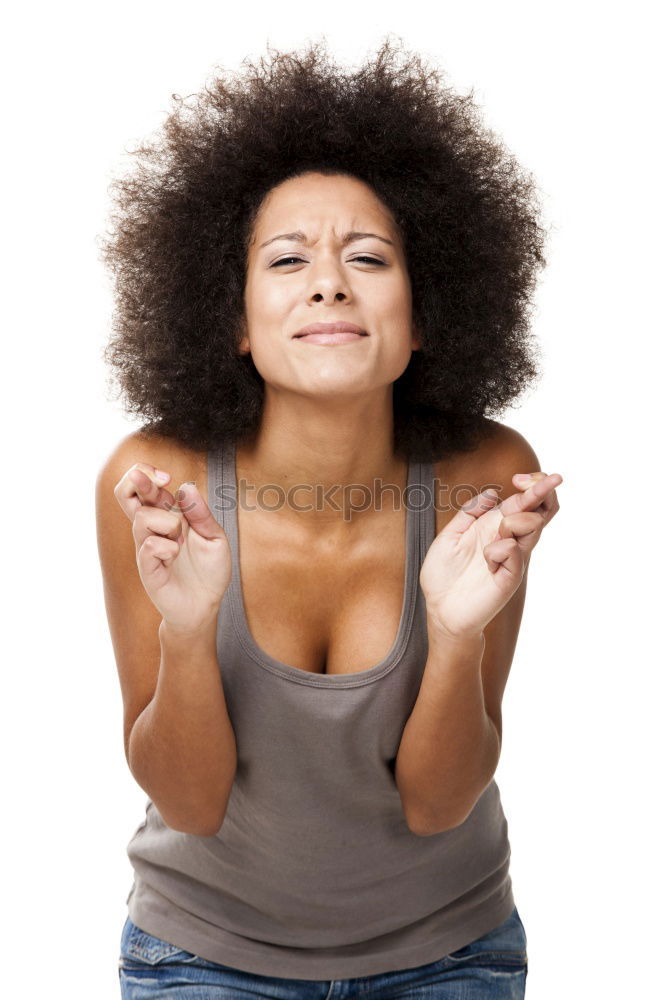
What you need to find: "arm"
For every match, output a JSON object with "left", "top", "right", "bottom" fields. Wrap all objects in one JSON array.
[
  {"left": 128, "top": 617, "right": 237, "bottom": 837},
  {"left": 95, "top": 432, "right": 237, "bottom": 836},
  {"left": 395, "top": 573, "right": 527, "bottom": 836},
  {"left": 396, "top": 427, "right": 547, "bottom": 836}
]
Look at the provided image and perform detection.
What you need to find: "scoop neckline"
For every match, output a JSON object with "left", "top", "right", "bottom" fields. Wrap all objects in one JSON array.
[{"left": 222, "top": 440, "right": 422, "bottom": 689}]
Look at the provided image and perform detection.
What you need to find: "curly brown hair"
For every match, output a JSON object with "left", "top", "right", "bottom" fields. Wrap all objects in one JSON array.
[{"left": 97, "top": 35, "right": 549, "bottom": 463}]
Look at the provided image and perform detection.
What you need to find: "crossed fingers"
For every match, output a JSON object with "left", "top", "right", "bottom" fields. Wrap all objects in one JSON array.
[
  {"left": 501, "top": 471, "right": 562, "bottom": 524},
  {"left": 493, "top": 471, "right": 562, "bottom": 556}
]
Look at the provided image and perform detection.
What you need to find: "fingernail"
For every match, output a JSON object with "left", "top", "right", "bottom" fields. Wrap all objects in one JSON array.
[
  {"left": 155, "top": 469, "right": 170, "bottom": 483},
  {"left": 176, "top": 481, "right": 196, "bottom": 499},
  {"left": 515, "top": 473, "right": 532, "bottom": 481}
]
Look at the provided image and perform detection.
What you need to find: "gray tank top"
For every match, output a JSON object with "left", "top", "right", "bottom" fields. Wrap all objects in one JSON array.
[{"left": 124, "top": 440, "right": 515, "bottom": 979}]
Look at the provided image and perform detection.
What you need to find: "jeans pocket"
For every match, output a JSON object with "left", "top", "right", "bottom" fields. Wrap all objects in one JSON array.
[
  {"left": 447, "top": 906, "right": 528, "bottom": 970},
  {"left": 120, "top": 916, "right": 200, "bottom": 966}
]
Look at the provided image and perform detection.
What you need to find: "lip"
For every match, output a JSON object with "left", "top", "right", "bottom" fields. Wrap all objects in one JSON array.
[
  {"left": 295, "top": 331, "right": 369, "bottom": 345},
  {"left": 293, "top": 322, "right": 368, "bottom": 338}
]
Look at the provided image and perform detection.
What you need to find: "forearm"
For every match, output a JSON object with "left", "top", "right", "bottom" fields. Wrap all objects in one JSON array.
[
  {"left": 128, "top": 617, "right": 237, "bottom": 836},
  {"left": 395, "top": 620, "right": 500, "bottom": 836}
]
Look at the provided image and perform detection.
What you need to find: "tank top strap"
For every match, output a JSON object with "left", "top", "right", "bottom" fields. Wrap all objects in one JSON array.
[
  {"left": 415, "top": 455, "right": 437, "bottom": 565},
  {"left": 206, "top": 440, "right": 229, "bottom": 533},
  {"left": 220, "top": 438, "right": 237, "bottom": 542}
]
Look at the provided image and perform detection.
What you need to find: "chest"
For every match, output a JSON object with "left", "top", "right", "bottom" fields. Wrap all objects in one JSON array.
[{"left": 236, "top": 506, "right": 411, "bottom": 676}]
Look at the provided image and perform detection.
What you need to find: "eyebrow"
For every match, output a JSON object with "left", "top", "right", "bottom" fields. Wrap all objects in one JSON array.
[{"left": 258, "top": 230, "right": 395, "bottom": 249}]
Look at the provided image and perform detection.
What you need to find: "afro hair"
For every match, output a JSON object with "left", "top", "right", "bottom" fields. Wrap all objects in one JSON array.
[{"left": 97, "top": 35, "right": 549, "bottom": 462}]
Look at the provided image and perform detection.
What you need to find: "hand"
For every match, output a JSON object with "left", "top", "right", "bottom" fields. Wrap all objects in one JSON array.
[
  {"left": 114, "top": 463, "right": 232, "bottom": 633},
  {"left": 419, "top": 470, "right": 562, "bottom": 640}
]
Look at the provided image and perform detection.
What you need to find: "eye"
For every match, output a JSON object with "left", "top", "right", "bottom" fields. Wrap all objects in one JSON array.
[
  {"left": 270, "top": 255, "right": 385, "bottom": 268},
  {"left": 270, "top": 257, "right": 304, "bottom": 267}
]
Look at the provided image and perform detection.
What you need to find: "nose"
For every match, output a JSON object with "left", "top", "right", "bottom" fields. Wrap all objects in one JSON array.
[
  {"left": 307, "top": 255, "right": 352, "bottom": 304},
  {"left": 311, "top": 289, "right": 347, "bottom": 303}
]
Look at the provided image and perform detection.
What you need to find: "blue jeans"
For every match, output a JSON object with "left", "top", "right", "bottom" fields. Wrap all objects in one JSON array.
[{"left": 118, "top": 906, "right": 528, "bottom": 998}]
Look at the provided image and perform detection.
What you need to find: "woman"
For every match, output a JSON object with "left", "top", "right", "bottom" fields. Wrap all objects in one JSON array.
[{"left": 96, "top": 37, "right": 562, "bottom": 998}]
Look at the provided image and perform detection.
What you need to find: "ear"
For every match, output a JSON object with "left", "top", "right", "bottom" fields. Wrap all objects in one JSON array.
[{"left": 237, "top": 316, "right": 250, "bottom": 356}]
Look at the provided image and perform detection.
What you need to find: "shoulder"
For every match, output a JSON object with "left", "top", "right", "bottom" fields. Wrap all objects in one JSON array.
[
  {"left": 433, "top": 418, "right": 541, "bottom": 531},
  {"left": 95, "top": 427, "right": 207, "bottom": 503},
  {"left": 467, "top": 417, "right": 541, "bottom": 485}
]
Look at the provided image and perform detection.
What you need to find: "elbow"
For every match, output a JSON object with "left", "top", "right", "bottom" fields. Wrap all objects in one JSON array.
[
  {"left": 154, "top": 802, "right": 227, "bottom": 838},
  {"left": 403, "top": 754, "right": 500, "bottom": 837},
  {"left": 191, "top": 816, "right": 227, "bottom": 838},
  {"left": 406, "top": 809, "right": 467, "bottom": 837},
  {"left": 164, "top": 810, "right": 226, "bottom": 838},
  {"left": 400, "top": 794, "right": 463, "bottom": 837},
  {"left": 196, "top": 808, "right": 228, "bottom": 837},
  {"left": 405, "top": 789, "right": 485, "bottom": 836}
]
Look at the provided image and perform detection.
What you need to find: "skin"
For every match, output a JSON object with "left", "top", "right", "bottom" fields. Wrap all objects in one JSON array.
[
  {"left": 97, "top": 169, "right": 563, "bottom": 834},
  {"left": 236, "top": 169, "right": 421, "bottom": 531}
]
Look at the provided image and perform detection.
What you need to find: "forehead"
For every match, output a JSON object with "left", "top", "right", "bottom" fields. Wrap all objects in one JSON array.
[{"left": 249, "top": 172, "right": 399, "bottom": 245}]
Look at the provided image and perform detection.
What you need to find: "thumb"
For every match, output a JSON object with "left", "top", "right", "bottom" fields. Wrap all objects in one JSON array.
[
  {"left": 442, "top": 488, "right": 500, "bottom": 540},
  {"left": 175, "top": 482, "right": 225, "bottom": 539}
]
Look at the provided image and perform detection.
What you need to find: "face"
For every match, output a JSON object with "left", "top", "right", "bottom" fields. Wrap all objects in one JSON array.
[{"left": 239, "top": 171, "right": 420, "bottom": 401}]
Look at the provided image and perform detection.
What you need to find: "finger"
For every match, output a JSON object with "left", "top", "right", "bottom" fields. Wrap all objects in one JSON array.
[
  {"left": 497, "top": 511, "right": 544, "bottom": 553},
  {"left": 132, "top": 505, "right": 184, "bottom": 551},
  {"left": 513, "top": 471, "right": 548, "bottom": 488},
  {"left": 115, "top": 463, "right": 176, "bottom": 520},
  {"left": 498, "top": 511, "right": 544, "bottom": 535},
  {"left": 174, "top": 482, "right": 226, "bottom": 541},
  {"left": 501, "top": 473, "right": 563, "bottom": 517},
  {"left": 129, "top": 466, "right": 177, "bottom": 510},
  {"left": 514, "top": 472, "right": 562, "bottom": 498},
  {"left": 443, "top": 488, "right": 501, "bottom": 539},
  {"left": 538, "top": 485, "right": 560, "bottom": 525},
  {"left": 483, "top": 536, "right": 524, "bottom": 578},
  {"left": 520, "top": 475, "right": 562, "bottom": 526},
  {"left": 138, "top": 535, "right": 181, "bottom": 580},
  {"left": 511, "top": 471, "right": 560, "bottom": 521}
]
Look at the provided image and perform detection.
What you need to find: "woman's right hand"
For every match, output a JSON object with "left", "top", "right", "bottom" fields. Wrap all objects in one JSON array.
[{"left": 114, "top": 463, "right": 232, "bottom": 634}]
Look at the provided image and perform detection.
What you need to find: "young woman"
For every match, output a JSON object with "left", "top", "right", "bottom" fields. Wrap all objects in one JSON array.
[{"left": 96, "top": 38, "right": 562, "bottom": 998}]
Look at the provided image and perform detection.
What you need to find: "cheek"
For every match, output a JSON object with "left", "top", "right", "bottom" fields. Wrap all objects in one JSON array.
[
  {"left": 243, "top": 337, "right": 281, "bottom": 378},
  {"left": 380, "top": 335, "right": 416, "bottom": 382},
  {"left": 382, "top": 282, "right": 413, "bottom": 334}
]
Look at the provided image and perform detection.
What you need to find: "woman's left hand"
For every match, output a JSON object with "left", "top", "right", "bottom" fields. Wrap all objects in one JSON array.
[{"left": 419, "top": 471, "right": 563, "bottom": 640}]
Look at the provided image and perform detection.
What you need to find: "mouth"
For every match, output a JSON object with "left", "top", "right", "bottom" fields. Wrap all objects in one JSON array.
[
  {"left": 293, "top": 321, "right": 369, "bottom": 345},
  {"left": 294, "top": 331, "right": 368, "bottom": 345},
  {"left": 293, "top": 322, "right": 368, "bottom": 339}
]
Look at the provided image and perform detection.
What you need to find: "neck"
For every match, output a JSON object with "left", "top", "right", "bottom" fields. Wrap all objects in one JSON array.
[{"left": 235, "top": 388, "right": 408, "bottom": 528}]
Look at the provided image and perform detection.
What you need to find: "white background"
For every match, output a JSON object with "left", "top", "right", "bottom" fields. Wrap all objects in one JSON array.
[{"left": 3, "top": 2, "right": 663, "bottom": 996}]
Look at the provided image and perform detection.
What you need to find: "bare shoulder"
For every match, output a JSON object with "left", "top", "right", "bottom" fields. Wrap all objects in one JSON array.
[
  {"left": 95, "top": 427, "right": 207, "bottom": 499},
  {"left": 467, "top": 417, "right": 541, "bottom": 486},
  {"left": 434, "top": 418, "right": 542, "bottom": 532}
]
